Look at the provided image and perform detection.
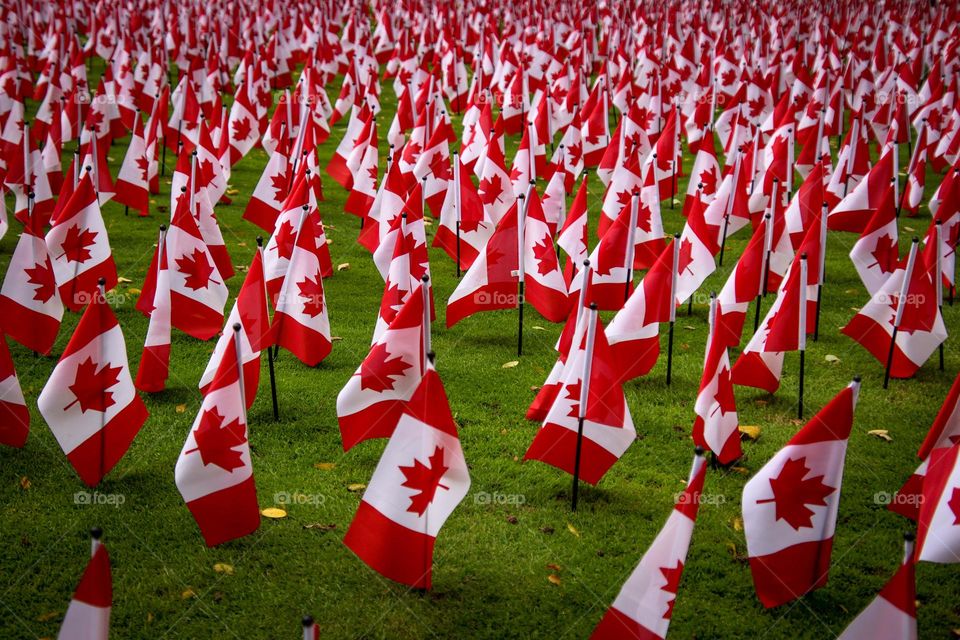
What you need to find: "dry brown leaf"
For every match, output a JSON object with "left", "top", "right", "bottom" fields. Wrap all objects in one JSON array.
[
  {"left": 547, "top": 574, "right": 562, "bottom": 585},
  {"left": 730, "top": 466, "right": 750, "bottom": 475},
  {"left": 546, "top": 563, "right": 562, "bottom": 571},
  {"left": 19, "top": 476, "right": 30, "bottom": 490},
  {"left": 303, "top": 523, "right": 337, "bottom": 531},
  {"left": 314, "top": 462, "right": 336, "bottom": 471},
  {"left": 36, "top": 611, "right": 59, "bottom": 622},
  {"left": 867, "top": 429, "right": 893, "bottom": 442},
  {"left": 738, "top": 425, "right": 761, "bottom": 441},
  {"left": 261, "top": 507, "right": 287, "bottom": 519}
]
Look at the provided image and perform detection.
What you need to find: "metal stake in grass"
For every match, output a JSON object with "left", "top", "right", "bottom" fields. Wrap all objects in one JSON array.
[
  {"left": 884, "top": 238, "right": 919, "bottom": 389},
  {"left": 666, "top": 233, "right": 680, "bottom": 386},
  {"left": 516, "top": 192, "right": 527, "bottom": 357},
  {"left": 571, "top": 303, "right": 598, "bottom": 512},
  {"left": 257, "top": 237, "right": 280, "bottom": 421}
]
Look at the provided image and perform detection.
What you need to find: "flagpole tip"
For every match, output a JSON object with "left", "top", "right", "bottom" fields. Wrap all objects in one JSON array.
[
  {"left": 232, "top": 323, "right": 242, "bottom": 333},
  {"left": 84, "top": 165, "right": 93, "bottom": 172},
  {"left": 903, "top": 531, "right": 915, "bottom": 542},
  {"left": 426, "top": 351, "right": 436, "bottom": 364},
  {"left": 97, "top": 277, "right": 106, "bottom": 286},
  {"left": 589, "top": 302, "right": 597, "bottom": 310},
  {"left": 90, "top": 527, "right": 102, "bottom": 540},
  {"left": 694, "top": 446, "right": 705, "bottom": 456},
  {"left": 852, "top": 375, "right": 862, "bottom": 384},
  {"left": 421, "top": 274, "right": 430, "bottom": 284},
  {"left": 180, "top": 186, "right": 187, "bottom": 193},
  {"left": 301, "top": 615, "right": 314, "bottom": 627},
  {"left": 256, "top": 236, "right": 263, "bottom": 247}
]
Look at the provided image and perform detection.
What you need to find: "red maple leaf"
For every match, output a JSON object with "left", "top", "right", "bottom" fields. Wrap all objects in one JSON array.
[
  {"left": 188, "top": 407, "right": 247, "bottom": 472},
  {"left": 564, "top": 380, "right": 582, "bottom": 418},
  {"left": 296, "top": 271, "right": 325, "bottom": 317},
  {"left": 232, "top": 116, "right": 253, "bottom": 142},
  {"left": 711, "top": 367, "right": 736, "bottom": 416},
  {"left": 360, "top": 342, "right": 412, "bottom": 392},
  {"left": 64, "top": 357, "right": 122, "bottom": 413},
  {"left": 698, "top": 165, "right": 719, "bottom": 196},
  {"left": 566, "top": 141, "right": 583, "bottom": 162},
  {"left": 660, "top": 560, "right": 684, "bottom": 620},
  {"left": 757, "top": 456, "right": 836, "bottom": 530},
  {"left": 272, "top": 220, "right": 296, "bottom": 260},
  {"left": 748, "top": 97, "right": 766, "bottom": 119},
  {"left": 677, "top": 237, "right": 695, "bottom": 275},
  {"left": 58, "top": 225, "right": 98, "bottom": 263},
  {"left": 399, "top": 445, "right": 450, "bottom": 516},
  {"left": 634, "top": 107, "right": 654, "bottom": 131},
  {"left": 25, "top": 260, "right": 57, "bottom": 303},
  {"left": 721, "top": 69, "right": 737, "bottom": 87},
  {"left": 176, "top": 248, "right": 218, "bottom": 290},
  {"left": 478, "top": 174, "right": 505, "bottom": 205},
  {"left": 949, "top": 487, "right": 960, "bottom": 525},
  {"left": 269, "top": 172, "right": 288, "bottom": 203},
  {"left": 136, "top": 155, "right": 150, "bottom": 182},
  {"left": 867, "top": 235, "right": 899, "bottom": 274},
  {"left": 531, "top": 234, "right": 558, "bottom": 276}
]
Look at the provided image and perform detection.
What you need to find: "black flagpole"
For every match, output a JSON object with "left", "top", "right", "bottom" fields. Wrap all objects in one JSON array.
[
  {"left": 517, "top": 193, "right": 526, "bottom": 356},
  {"left": 259, "top": 237, "right": 280, "bottom": 421},
  {"left": 571, "top": 303, "right": 598, "bottom": 512},
  {"left": 798, "top": 254, "right": 808, "bottom": 420},
  {"left": 885, "top": 238, "right": 919, "bottom": 389},
  {"left": 666, "top": 233, "right": 680, "bottom": 386}
]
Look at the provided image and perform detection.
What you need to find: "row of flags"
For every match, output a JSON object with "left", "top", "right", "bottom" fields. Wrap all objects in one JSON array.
[{"left": 3, "top": 0, "right": 960, "bottom": 636}]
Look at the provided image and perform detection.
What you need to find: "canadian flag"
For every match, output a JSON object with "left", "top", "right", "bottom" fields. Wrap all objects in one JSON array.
[
  {"left": 327, "top": 104, "right": 372, "bottom": 189},
  {"left": 58, "top": 533, "right": 111, "bottom": 640},
  {"left": 682, "top": 135, "right": 721, "bottom": 218},
  {"left": 45, "top": 170, "right": 118, "bottom": 312},
  {"left": 522, "top": 189, "right": 571, "bottom": 323},
  {"left": 243, "top": 132, "right": 290, "bottom": 233},
  {"left": 829, "top": 147, "right": 895, "bottom": 233},
  {"left": 344, "top": 114, "right": 379, "bottom": 218},
  {"left": 693, "top": 310, "right": 741, "bottom": 465},
  {"left": 591, "top": 451, "right": 707, "bottom": 639},
  {"left": 135, "top": 226, "right": 172, "bottom": 393},
  {"left": 37, "top": 288, "right": 149, "bottom": 486},
  {"left": 272, "top": 208, "right": 332, "bottom": 366},
  {"left": 176, "top": 331, "right": 260, "bottom": 546},
  {"left": 113, "top": 113, "right": 152, "bottom": 216},
  {"left": 525, "top": 305, "right": 636, "bottom": 484},
  {"left": 842, "top": 239, "right": 947, "bottom": 379},
  {"left": 199, "top": 248, "right": 273, "bottom": 408},
  {"left": 139, "top": 190, "right": 228, "bottom": 341},
  {"left": 0, "top": 333, "right": 29, "bottom": 448},
  {"left": 742, "top": 379, "right": 859, "bottom": 608},
  {"left": 338, "top": 283, "right": 427, "bottom": 451},
  {"left": 372, "top": 182, "right": 430, "bottom": 282},
  {"left": 432, "top": 153, "right": 492, "bottom": 272},
  {"left": 225, "top": 73, "right": 261, "bottom": 165},
  {"left": 476, "top": 137, "right": 515, "bottom": 224},
  {"left": 916, "top": 440, "right": 960, "bottom": 563},
  {"left": 0, "top": 212, "right": 64, "bottom": 354},
  {"left": 837, "top": 535, "right": 917, "bottom": 640},
  {"left": 850, "top": 180, "right": 900, "bottom": 296},
  {"left": 557, "top": 176, "right": 590, "bottom": 269},
  {"left": 891, "top": 371, "right": 960, "bottom": 521},
  {"left": 343, "top": 362, "right": 470, "bottom": 589}
]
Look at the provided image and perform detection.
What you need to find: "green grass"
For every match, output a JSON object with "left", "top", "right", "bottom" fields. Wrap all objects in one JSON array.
[{"left": 1, "top": 70, "right": 959, "bottom": 639}]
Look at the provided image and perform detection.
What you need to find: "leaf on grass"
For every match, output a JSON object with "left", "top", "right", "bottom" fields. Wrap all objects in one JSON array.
[
  {"left": 754, "top": 399, "right": 768, "bottom": 407},
  {"left": 314, "top": 462, "right": 336, "bottom": 471},
  {"left": 532, "top": 325, "right": 546, "bottom": 331},
  {"left": 36, "top": 611, "right": 59, "bottom": 622},
  {"left": 331, "top": 336, "right": 343, "bottom": 342},
  {"left": 175, "top": 404, "right": 187, "bottom": 413},
  {"left": 546, "top": 563, "right": 562, "bottom": 571},
  {"left": 117, "top": 277, "right": 132, "bottom": 284},
  {"left": 739, "top": 425, "right": 761, "bottom": 441},
  {"left": 19, "top": 476, "right": 30, "bottom": 490},
  {"left": 502, "top": 360, "right": 519, "bottom": 369},
  {"left": 128, "top": 288, "right": 141, "bottom": 295},
  {"left": 730, "top": 466, "right": 750, "bottom": 475},
  {"left": 226, "top": 188, "right": 240, "bottom": 196},
  {"left": 303, "top": 523, "right": 337, "bottom": 531},
  {"left": 547, "top": 574, "right": 562, "bottom": 585},
  {"left": 867, "top": 429, "right": 893, "bottom": 442},
  {"left": 346, "top": 483, "right": 366, "bottom": 492},
  {"left": 825, "top": 354, "right": 840, "bottom": 363},
  {"left": 337, "top": 263, "right": 350, "bottom": 271},
  {"left": 904, "top": 226, "right": 915, "bottom": 233},
  {"left": 181, "top": 588, "right": 197, "bottom": 599},
  {"left": 566, "top": 522, "right": 581, "bottom": 538},
  {"left": 732, "top": 517, "right": 743, "bottom": 532},
  {"left": 212, "top": 563, "right": 234, "bottom": 575},
  {"left": 261, "top": 507, "right": 287, "bottom": 519}
]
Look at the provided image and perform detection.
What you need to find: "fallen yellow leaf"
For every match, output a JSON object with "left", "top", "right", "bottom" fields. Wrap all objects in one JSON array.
[
  {"left": 128, "top": 288, "right": 141, "bottom": 296},
  {"left": 738, "top": 425, "right": 761, "bottom": 440},
  {"left": 261, "top": 507, "right": 287, "bottom": 519},
  {"left": 546, "top": 563, "right": 562, "bottom": 571},
  {"left": 175, "top": 404, "right": 187, "bottom": 414},
  {"left": 502, "top": 360, "right": 519, "bottom": 369},
  {"left": 36, "top": 611, "right": 59, "bottom": 622},
  {"left": 867, "top": 429, "right": 893, "bottom": 442},
  {"left": 117, "top": 277, "right": 132, "bottom": 284},
  {"left": 547, "top": 574, "right": 562, "bottom": 585},
  {"left": 181, "top": 588, "right": 197, "bottom": 599},
  {"left": 566, "top": 522, "right": 581, "bottom": 538},
  {"left": 825, "top": 354, "right": 840, "bottom": 363},
  {"left": 732, "top": 517, "right": 743, "bottom": 532},
  {"left": 347, "top": 483, "right": 367, "bottom": 492},
  {"left": 337, "top": 263, "right": 350, "bottom": 271},
  {"left": 314, "top": 462, "right": 336, "bottom": 471},
  {"left": 213, "top": 563, "right": 234, "bottom": 575}
]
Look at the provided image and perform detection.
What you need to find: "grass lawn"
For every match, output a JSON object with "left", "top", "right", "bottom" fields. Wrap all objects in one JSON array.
[{"left": 1, "top": 67, "right": 959, "bottom": 639}]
